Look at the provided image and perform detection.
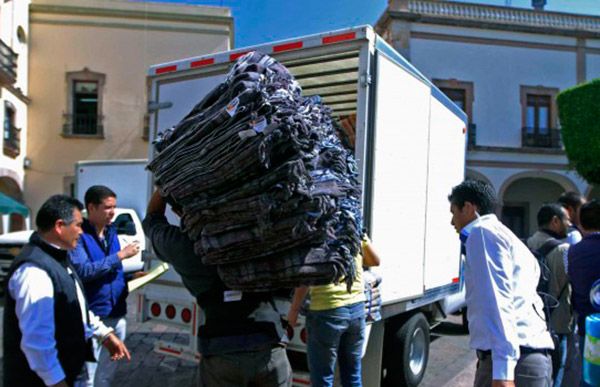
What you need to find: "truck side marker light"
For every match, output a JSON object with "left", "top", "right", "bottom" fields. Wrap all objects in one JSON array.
[
  {"left": 155, "top": 65, "right": 177, "bottom": 75},
  {"left": 191, "top": 58, "right": 215, "bottom": 68},
  {"left": 165, "top": 304, "right": 176, "bottom": 319},
  {"left": 150, "top": 302, "right": 161, "bottom": 317},
  {"left": 181, "top": 308, "right": 192, "bottom": 323},
  {"left": 230, "top": 51, "right": 249, "bottom": 61},
  {"left": 273, "top": 41, "right": 303, "bottom": 53},
  {"left": 323, "top": 32, "right": 356, "bottom": 45},
  {"left": 463, "top": 127, "right": 467, "bottom": 134},
  {"left": 452, "top": 277, "right": 460, "bottom": 283}
]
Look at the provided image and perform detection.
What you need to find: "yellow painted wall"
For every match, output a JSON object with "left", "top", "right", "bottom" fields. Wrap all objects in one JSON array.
[{"left": 25, "top": 0, "right": 232, "bottom": 215}]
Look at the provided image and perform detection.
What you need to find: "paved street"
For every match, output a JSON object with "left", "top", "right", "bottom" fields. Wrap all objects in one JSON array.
[{"left": 0, "top": 291, "right": 475, "bottom": 387}]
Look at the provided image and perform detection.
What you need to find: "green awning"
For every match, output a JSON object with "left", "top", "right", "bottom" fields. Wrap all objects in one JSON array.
[{"left": 0, "top": 192, "right": 29, "bottom": 216}]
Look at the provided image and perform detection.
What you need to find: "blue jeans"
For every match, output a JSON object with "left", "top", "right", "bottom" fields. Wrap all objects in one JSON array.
[
  {"left": 306, "top": 302, "right": 365, "bottom": 387},
  {"left": 85, "top": 316, "right": 127, "bottom": 387}
]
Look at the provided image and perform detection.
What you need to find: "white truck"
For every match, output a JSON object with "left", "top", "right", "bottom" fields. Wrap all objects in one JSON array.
[{"left": 142, "top": 25, "right": 468, "bottom": 386}]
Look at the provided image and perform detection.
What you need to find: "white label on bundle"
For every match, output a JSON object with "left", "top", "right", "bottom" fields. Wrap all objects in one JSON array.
[
  {"left": 223, "top": 290, "right": 243, "bottom": 302},
  {"left": 251, "top": 116, "right": 267, "bottom": 133},
  {"left": 225, "top": 97, "right": 239, "bottom": 117},
  {"left": 238, "top": 129, "right": 257, "bottom": 140}
]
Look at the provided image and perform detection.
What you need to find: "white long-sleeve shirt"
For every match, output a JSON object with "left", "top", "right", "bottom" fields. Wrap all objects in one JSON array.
[
  {"left": 8, "top": 262, "right": 113, "bottom": 386},
  {"left": 462, "top": 214, "right": 554, "bottom": 381}
]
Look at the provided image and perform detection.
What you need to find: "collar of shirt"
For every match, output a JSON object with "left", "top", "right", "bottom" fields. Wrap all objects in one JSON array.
[{"left": 461, "top": 213, "right": 497, "bottom": 240}]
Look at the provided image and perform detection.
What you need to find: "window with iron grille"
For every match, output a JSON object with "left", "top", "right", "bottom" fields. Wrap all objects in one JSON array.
[
  {"left": 3, "top": 101, "right": 20, "bottom": 158},
  {"left": 63, "top": 69, "right": 105, "bottom": 138},
  {"left": 520, "top": 86, "right": 560, "bottom": 148}
]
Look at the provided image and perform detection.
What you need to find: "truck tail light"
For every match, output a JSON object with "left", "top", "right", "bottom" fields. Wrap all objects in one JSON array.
[
  {"left": 300, "top": 328, "right": 308, "bottom": 343},
  {"left": 286, "top": 325, "right": 294, "bottom": 340},
  {"left": 181, "top": 307, "right": 192, "bottom": 323},
  {"left": 151, "top": 303, "right": 161, "bottom": 317},
  {"left": 165, "top": 304, "right": 176, "bottom": 319}
]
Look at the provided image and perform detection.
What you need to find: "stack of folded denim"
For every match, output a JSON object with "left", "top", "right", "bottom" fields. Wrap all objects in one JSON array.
[{"left": 148, "top": 52, "right": 362, "bottom": 291}]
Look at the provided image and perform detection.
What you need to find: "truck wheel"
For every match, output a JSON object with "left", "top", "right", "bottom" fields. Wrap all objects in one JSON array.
[{"left": 383, "top": 313, "right": 430, "bottom": 387}]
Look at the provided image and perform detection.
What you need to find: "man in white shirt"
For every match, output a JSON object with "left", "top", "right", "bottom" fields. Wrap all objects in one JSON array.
[
  {"left": 448, "top": 180, "right": 554, "bottom": 387},
  {"left": 3, "top": 195, "right": 130, "bottom": 387}
]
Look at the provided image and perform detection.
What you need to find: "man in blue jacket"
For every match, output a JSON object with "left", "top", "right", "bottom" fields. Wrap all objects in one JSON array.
[
  {"left": 568, "top": 199, "right": 600, "bottom": 387},
  {"left": 70, "top": 185, "right": 139, "bottom": 387}
]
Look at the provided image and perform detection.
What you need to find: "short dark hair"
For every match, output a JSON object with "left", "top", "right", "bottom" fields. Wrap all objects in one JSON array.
[
  {"left": 558, "top": 191, "right": 584, "bottom": 210},
  {"left": 448, "top": 179, "right": 497, "bottom": 215},
  {"left": 580, "top": 199, "right": 600, "bottom": 231},
  {"left": 84, "top": 185, "right": 116, "bottom": 208},
  {"left": 537, "top": 203, "right": 567, "bottom": 228},
  {"left": 36, "top": 195, "right": 83, "bottom": 232}
]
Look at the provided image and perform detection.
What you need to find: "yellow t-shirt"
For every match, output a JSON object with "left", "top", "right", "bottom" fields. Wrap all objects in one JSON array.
[{"left": 309, "top": 241, "right": 367, "bottom": 311}]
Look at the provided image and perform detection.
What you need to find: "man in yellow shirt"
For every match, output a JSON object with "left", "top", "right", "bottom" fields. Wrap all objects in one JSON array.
[{"left": 288, "top": 238, "right": 380, "bottom": 387}]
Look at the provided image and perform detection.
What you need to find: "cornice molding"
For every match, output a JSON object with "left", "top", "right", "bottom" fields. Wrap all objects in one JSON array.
[
  {"left": 383, "top": 0, "right": 600, "bottom": 38},
  {"left": 30, "top": 4, "right": 233, "bottom": 27}
]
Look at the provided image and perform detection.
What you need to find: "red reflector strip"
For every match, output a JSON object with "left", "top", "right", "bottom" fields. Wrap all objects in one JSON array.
[
  {"left": 323, "top": 32, "right": 356, "bottom": 45},
  {"left": 230, "top": 51, "right": 249, "bottom": 61},
  {"left": 292, "top": 378, "right": 311, "bottom": 385},
  {"left": 159, "top": 347, "right": 181, "bottom": 355},
  {"left": 273, "top": 41, "right": 303, "bottom": 52},
  {"left": 155, "top": 65, "right": 177, "bottom": 75},
  {"left": 191, "top": 58, "right": 215, "bottom": 68},
  {"left": 452, "top": 277, "right": 460, "bottom": 283}
]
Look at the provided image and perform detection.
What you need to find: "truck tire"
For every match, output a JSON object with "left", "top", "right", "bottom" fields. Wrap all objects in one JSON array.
[{"left": 383, "top": 313, "right": 430, "bottom": 387}]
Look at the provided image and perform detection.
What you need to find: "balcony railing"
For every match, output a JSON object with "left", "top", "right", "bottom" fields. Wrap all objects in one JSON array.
[
  {"left": 3, "top": 124, "right": 21, "bottom": 158},
  {"left": 521, "top": 127, "right": 562, "bottom": 149},
  {"left": 62, "top": 113, "right": 104, "bottom": 137},
  {"left": 0, "top": 39, "right": 17, "bottom": 86}
]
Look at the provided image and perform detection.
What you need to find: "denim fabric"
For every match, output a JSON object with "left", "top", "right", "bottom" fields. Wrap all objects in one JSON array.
[
  {"left": 306, "top": 302, "right": 365, "bottom": 387},
  {"left": 147, "top": 52, "right": 362, "bottom": 292},
  {"left": 84, "top": 316, "right": 126, "bottom": 387}
]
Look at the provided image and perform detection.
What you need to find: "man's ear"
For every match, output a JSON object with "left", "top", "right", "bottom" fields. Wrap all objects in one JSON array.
[
  {"left": 463, "top": 201, "right": 478, "bottom": 215},
  {"left": 54, "top": 219, "right": 65, "bottom": 235}
]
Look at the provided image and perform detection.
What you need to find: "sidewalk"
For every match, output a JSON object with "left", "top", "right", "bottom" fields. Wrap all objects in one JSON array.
[{"left": 112, "top": 290, "right": 198, "bottom": 387}]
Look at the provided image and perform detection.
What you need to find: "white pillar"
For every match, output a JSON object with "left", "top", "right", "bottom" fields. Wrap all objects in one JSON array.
[{"left": 2, "top": 214, "right": 9, "bottom": 234}]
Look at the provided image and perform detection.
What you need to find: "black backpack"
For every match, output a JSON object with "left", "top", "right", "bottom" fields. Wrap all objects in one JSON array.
[
  {"left": 529, "top": 238, "right": 569, "bottom": 378},
  {"left": 529, "top": 238, "right": 566, "bottom": 324}
]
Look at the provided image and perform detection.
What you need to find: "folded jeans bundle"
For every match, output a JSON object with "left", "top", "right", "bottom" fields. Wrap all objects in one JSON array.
[{"left": 147, "top": 52, "right": 362, "bottom": 291}]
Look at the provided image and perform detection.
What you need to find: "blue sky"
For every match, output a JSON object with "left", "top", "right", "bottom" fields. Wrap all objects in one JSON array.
[{"left": 143, "top": 0, "right": 600, "bottom": 48}]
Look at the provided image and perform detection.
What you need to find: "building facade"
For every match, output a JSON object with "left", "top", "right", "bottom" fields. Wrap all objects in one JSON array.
[
  {"left": 0, "top": 0, "right": 31, "bottom": 232},
  {"left": 24, "top": 0, "right": 233, "bottom": 218},
  {"left": 377, "top": 0, "right": 600, "bottom": 237}
]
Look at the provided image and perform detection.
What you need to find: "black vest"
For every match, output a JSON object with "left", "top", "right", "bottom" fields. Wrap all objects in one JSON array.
[{"left": 3, "top": 233, "right": 94, "bottom": 387}]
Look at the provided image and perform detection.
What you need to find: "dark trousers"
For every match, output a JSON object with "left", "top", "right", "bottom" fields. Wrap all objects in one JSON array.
[
  {"left": 198, "top": 346, "right": 291, "bottom": 387},
  {"left": 474, "top": 352, "right": 553, "bottom": 387}
]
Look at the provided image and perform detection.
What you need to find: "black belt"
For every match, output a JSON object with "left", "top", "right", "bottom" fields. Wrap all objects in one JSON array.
[{"left": 476, "top": 346, "right": 551, "bottom": 361}]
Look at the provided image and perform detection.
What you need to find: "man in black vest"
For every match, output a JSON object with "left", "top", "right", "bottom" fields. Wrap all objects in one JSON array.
[
  {"left": 3, "top": 195, "right": 130, "bottom": 387},
  {"left": 143, "top": 191, "right": 291, "bottom": 387}
]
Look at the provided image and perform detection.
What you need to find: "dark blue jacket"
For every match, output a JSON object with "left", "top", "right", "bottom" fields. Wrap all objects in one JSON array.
[
  {"left": 568, "top": 233, "right": 600, "bottom": 336},
  {"left": 69, "top": 219, "right": 127, "bottom": 318}
]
